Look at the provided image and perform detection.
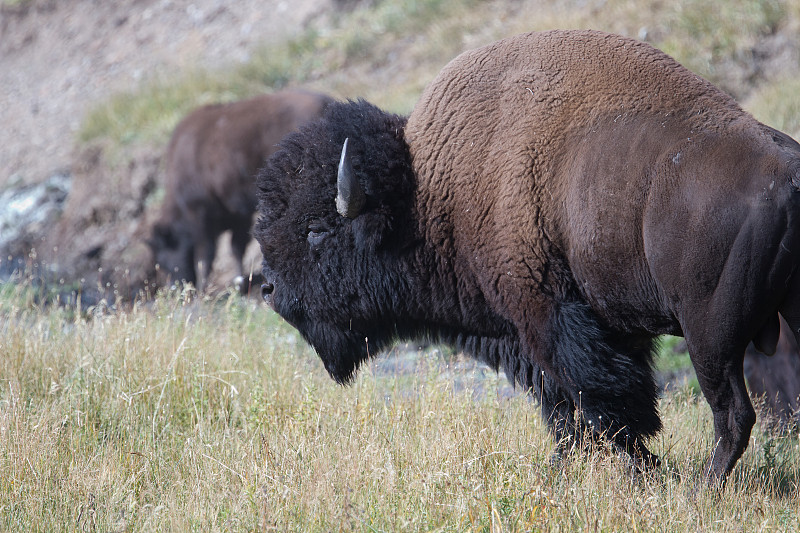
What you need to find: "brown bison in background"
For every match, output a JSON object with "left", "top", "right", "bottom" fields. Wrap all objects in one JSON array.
[
  {"left": 148, "top": 90, "right": 333, "bottom": 292},
  {"left": 255, "top": 30, "right": 800, "bottom": 483},
  {"left": 745, "top": 319, "right": 800, "bottom": 427}
]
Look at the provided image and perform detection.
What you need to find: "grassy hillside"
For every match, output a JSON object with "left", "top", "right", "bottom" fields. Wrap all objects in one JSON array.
[
  {"left": 78, "top": 0, "right": 800, "bottom": 151},
  {"left": 0, "top": 287, "right": 798, "bottom": 531}
]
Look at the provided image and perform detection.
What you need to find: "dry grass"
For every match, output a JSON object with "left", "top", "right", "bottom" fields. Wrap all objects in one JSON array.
[
  {"left": 745, "top": 77, "right": 800, "bottom": 140},
  {"left": 1, "top": 286, "right": 798, "bottom": 531}
]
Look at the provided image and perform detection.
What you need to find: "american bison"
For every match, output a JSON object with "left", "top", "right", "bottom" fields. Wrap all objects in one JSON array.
[
  {"left": 254, "top": 30, "right": 800, "bottom": 481},
  {"left": 148, "top": 90, "right": 333, "bottom": 292}
]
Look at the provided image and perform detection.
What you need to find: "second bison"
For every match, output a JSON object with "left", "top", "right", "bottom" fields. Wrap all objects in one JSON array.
[
  {"left": 148, "top": 90, "right": 332, "bottom": 292},
  {"left": 255, "top": 30, "right": 800, "bottom": 481}
]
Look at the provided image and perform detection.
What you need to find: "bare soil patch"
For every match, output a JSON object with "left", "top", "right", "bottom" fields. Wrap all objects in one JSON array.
[{"left": 0, "top": 0, "right": 332, "bottom": 186}]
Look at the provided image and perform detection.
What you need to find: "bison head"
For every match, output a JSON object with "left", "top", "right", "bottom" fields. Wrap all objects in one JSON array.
[
  {"left": 147, "top": 221, "right": 196, "bottom": 288},
  {"left": 254, "top": 100, "right": 417, "bottom": 383}
]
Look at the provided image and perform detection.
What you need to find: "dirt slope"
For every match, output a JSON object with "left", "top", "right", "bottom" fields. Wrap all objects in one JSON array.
[{"left": 0, "top": 0, "right": 332, "bottom": 188}]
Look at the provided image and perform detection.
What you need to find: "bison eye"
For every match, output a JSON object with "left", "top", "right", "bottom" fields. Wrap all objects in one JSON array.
[{"left": 307, "top": 221, "right": 330, "bottom": 246}]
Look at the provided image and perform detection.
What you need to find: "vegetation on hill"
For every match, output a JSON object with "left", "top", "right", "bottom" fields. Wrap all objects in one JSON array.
[{"left": 78, "top": 0, "right": 800, "bottom": 151}]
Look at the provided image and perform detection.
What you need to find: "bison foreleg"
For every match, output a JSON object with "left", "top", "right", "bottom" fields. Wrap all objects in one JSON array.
[
  {"left": 536, "top": 367, "right": 658, "bottom": 469},
  {"left": 534, "top": 370, "right": 582, "bottom": 458},
  {"left": 194, "top": 237, "right": 217, "bottom": 293},
  {"left": 525, "top": 300, "right": 661, "bottom": 466},
  {"left": 230, "top": 226, "right": 251, "bottom": 294},
  {"left": 556, "top": 302, "right": 660, "bottom": 425}
]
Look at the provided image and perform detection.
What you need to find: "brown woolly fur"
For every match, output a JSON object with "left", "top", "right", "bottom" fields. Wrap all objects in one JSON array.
[{"left": 255, "top": 30, "right": 800, "bottom": 482}]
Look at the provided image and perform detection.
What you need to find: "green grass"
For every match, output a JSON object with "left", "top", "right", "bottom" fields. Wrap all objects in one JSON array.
[
  {"left": 76, "top": 26, "right": 327, "bottom": 148},
  {"left": 650, "top": 0, "right": 785, "bottom": 85},
  {"left": 78, "top": 69, "right": 258, "bottom": 149},
  {"left": 1, "top": 287, "right": 798, "bottom": 531},
  {"left": 655, "top": 335, "right": 700, "bottom": 395}
]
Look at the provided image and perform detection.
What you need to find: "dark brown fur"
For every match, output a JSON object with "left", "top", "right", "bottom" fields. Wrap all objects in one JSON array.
[
  {"left": 255, "top": 30, "right": 800, "bottom": 482},
  {"left": 149, "top": 90, "right": 333, "bottom": 291},
  {"left": 405, "top": 30, "right": 800, "bottom": 479}
]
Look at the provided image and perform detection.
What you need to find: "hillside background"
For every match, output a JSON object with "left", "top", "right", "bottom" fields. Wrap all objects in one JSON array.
[{"left": 3, "top": 0, "right": 800, "bottom": 294}]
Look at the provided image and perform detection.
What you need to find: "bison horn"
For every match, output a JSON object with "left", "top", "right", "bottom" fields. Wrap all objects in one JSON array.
[{"left": 336, "top": 138, "right": 366, "bottom": 218}]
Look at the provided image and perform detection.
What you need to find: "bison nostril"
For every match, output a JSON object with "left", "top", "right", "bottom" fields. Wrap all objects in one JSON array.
[{"left": 261, "top": 282, "right": 275, "bottom": 301}]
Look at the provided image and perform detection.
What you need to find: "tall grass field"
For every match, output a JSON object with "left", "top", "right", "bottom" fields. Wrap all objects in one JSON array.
[{"left": 1, "top": 284, "right": 798, "bottom": 531}]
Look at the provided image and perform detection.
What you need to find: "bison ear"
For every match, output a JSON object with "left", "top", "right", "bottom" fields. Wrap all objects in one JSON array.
[
  {"left": 352, "top": 210, "right": 391, "bottom": 251},
  {"left": 336, "top": 138, "right": 366, "bottom": 218}
]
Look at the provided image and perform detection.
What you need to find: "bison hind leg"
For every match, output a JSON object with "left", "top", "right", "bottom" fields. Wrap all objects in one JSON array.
[{"left": 545, "top": 300, "right": 662, "bottom": 464}]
